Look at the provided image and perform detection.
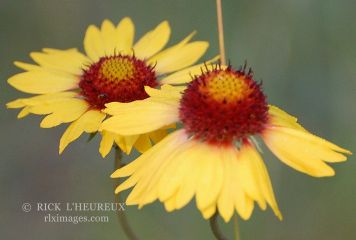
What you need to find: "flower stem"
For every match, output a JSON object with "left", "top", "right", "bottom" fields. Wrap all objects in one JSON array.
[
  {"left": 233, "top": 214, "right": 240, "bottom": 240},
  {"left": 114, "top": 147, "right": 139, "bottom": 240},
  {"left": 209, "top": 213, "right": 229, "bottom": 240},
  {"left": 216, "top": 0, "right": 227, "bottom": 65}
]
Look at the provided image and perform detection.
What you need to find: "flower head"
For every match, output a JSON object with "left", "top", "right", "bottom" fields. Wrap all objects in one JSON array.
[
  {"left": 179, "top": 66, "right": 268, "bottom": 144},
  {"left": 7, "top": 18, "right": 212, "bottom": 156},
  {"left": 102, "top": 64, "right": 351, "bottom": 222}
]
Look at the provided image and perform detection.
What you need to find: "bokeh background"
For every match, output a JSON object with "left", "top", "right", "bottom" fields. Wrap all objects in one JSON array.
[{"left": 1, "top": 0, "right": 355, "bottom": 239}]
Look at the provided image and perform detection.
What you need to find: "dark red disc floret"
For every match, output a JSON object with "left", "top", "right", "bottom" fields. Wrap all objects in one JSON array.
[
  {"left": 179, "top": 66, "right": 269, "bottom": 145},
  {"left": 79, "top": 54, "right": 158, "bottom": 109}
]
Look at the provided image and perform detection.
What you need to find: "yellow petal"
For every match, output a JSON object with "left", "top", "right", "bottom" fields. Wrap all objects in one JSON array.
[
  {"left": 7, "top": 92, "right": 78, "bottom": 110},
  {"left": 90, "top": 18, "right": 135, "bottom": 56},
  {"left": 25, "top": 98, "right": 79, "bottom": 115},
  {"left": 236, "top": 146, "right": 267, "bottom": 210},
  {"left": 134, "top": 134, "right": 152, "bottom": 153},
  {"left": 114, "top": 130, "right": 188, "bottom": 205},
  {"left": 134, "top": 21, "right": 171, "bottom": 59},
  {"left": 101, "top": 99, "right": 179, "bottom": 135},
  {"left": 17, "top": 107, "right": 31, "bottom": 118},
  {"left": 263, "top": 126, "right": 351, "bottom": 177},
  {"left": 114, "top": 135, "right": 139, "bottom": 155},
  {"left": 195, "top": 144, "right": 224, "bottom": 211},
  {"left": 217, "top": 148, "right": 237, "bottom": 222},
  {"left": 145, "top": 31, "right": 195, "bottom": 67},
  {"left": 111, "top": 130, "right": 186, "bottom": 179},
  {"left": 128, "top": 133, "right": 190, "bottom": 205},
  {"left": 157, "top": 140, "right": 197, "bottom": 202},
  {"left": 235, "top": 193, "right": 254, "bottom": 220},
  {"left": 115, "top": 17, "right": 135, "bottom": 54},
  {"left": 201, "top": 204, "right": 216, "bottom": 219},
  {"left": 99, "top": 131, "right": 115, "bottom": 157},
  {"left": 268, "top": 105, "right": 306, "bottom": 131},
  {"left": 8, "top": 70, "right": 79, "bottom": 94},
  {"left": 115, "top": 173, "right": 141, "bottom": 196},
  {"left": 7, "top": 92, "right": 78, "bottom": 120},
  {"left": 174, "top": 154, "right": 198, "bottom": 210},
  {"left": 42, "top": 48, "right": 78, "bottom": 54},
  {"left": 148, "top": 41, "right": 209, "bottom": 74},
  {"left": 30, "top": 48, "right": 89, "bottom": 75},
  {"left": 14, "top": 61, "right": 41, "bottom": 71},
  {"left": 148, "top": 129, "right": 168, "bottom": 143},
  {"left": 240, "top": 144, "right": 282, "bottom": 220},
  {"left": 84, "top": 24, "right": 105, "bottom": 62},
  {"left": 160, "top": 56, "right": 223, "bottom": 85},
  {"left": 130, "top": 152, "right": 178, "bottom": 206},
  {"left": 163, "top": 191, "right": 179, "bottom": 212},
  {"left": 38, "top": 99, "right": 88, "bottom": 128},
  {"left": 113, "top": 135, "right": 128, "bottom": 153},
  {"left": 117, "top": 131, "right": 188, "bottom": 205},
  {"left": 6, "top": 99, "right": 27, "bottom": 108},
  {"left": 220, "top": 148, "right": 253, "bottom": 220},
  {"left": 100, "top": 20, "right": 117, "bottom": 56},
  {"left": 144, "top": 85, "right": 185, "bottom": 103},
  {"left": 59, "top": 110, "right": 105, "bottom": 153}
]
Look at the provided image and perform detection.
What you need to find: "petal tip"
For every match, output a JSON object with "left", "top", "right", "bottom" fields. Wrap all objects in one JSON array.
[
  {"left": 99, "top": 149, "right": 109, "bottom": 158},
  {"left": 58, "top": 148, "right": 64, "bottom": 155},
  {"left": 58, "top": 141, "right": 67, "bottom": 155},
  {"left": 111, "top": 171, "right": 119, "bottom": 178},
  {"left": 114, "top": 186, "right": 120, "bottom": 194}
]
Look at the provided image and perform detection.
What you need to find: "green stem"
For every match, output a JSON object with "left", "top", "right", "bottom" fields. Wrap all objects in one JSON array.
[
  {"left": 209, "top": 213, "right": 229, "bottom": 240},
  {"left": 233, "top": 214, "right": 240, "bottom": 240},
  {"left": 114, "top": 147, "right": 139, "bottom": 240}
]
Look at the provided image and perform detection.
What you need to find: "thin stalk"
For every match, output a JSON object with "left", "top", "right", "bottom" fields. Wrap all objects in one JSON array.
[
  {"left": 209, "top": 213, "right": 229, "bottom": 240},
  {"left": 233, "top": 214, "right": 240, "bottom": 240},
  {"left": 114, "top": 147, "right": 139, "bottom": 240},
  {"left": 216, "top": 0, "right": 227, "bottom": 65}
]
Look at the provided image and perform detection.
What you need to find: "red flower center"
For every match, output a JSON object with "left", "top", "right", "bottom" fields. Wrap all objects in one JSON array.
[
  {"left": 179, "top": 66, "right": 268, "bottom": 145},
  {"left": 79, "top": 54, "right": 158, "bottom": 109}
]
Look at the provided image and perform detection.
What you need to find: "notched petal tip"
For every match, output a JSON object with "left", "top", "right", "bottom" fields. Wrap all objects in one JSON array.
[
  {"left": 219, "top": 211, "right": 234, "bottom": 223},
  {"left": 114, "top": 186, "right": 121, "bottom": 194}
]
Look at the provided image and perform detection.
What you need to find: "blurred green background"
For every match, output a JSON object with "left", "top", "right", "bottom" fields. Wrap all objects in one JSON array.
[{"left": 1, "top": 0, "right": 355, "bottom": 239}]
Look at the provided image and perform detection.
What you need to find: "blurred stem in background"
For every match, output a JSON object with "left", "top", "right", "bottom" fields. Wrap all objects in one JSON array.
[
  {"left": 210, "top": 213, "right": 229, "bottom": 240},
  {"left": 209, "top": 1, "right": 241, "bottom": 240},
  {"left": 114, "top": 147, "right": 139, "bottom": 240}
]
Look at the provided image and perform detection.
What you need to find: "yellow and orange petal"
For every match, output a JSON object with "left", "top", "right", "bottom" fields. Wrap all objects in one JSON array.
[{"left": 7, "top": 18, "right": 211, "bottom": 155}]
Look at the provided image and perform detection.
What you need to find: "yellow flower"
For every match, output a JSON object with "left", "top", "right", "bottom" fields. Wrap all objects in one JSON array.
[
  {"left": 6, "top": 18, "right": 212, "bottom": 156},
  {"left": 101, "top": 65, "right": 351, "bottom": 222}
]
